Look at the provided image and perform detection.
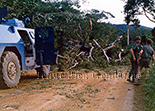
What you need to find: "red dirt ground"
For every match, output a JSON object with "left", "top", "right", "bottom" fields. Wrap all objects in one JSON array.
[{"left": 0, "top": 68, "right": 134, "bottom": 111}]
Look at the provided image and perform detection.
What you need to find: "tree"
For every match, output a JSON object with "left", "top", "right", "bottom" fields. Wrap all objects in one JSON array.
[
  {"left": 124, "top": 0, "right": 155, "bottom": 24},
  {"left": 123, "top": 0, "right": 155, "bottom": 45}
]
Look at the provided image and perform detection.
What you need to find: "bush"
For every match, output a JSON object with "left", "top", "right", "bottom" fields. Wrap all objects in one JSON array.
[{"left": 140, "top": 65, "right": 155, "bottom": 110}]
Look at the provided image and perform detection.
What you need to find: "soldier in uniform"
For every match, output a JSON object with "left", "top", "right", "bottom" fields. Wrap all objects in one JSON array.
[
  {"left": 127, "top": 36, "right": 142, "bottom": 82},
  {"left": 135, "top": 39, "right": 154, "bottom": 85}
]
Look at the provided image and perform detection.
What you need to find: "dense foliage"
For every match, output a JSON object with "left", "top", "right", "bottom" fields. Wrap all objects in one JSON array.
[
  {"left": 139, "top": 66, "right": 155, "bottom": 110},
  {"left": 0, "top": 0, "right": 153, "bottom": 70},
  {"left": 124, "top": 0, "right": 155, "bottom": 26}
]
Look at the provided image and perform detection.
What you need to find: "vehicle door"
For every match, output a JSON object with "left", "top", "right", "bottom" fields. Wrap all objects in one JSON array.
[{"left": 35, "top": 27, "right": 57, "bottom": 65}]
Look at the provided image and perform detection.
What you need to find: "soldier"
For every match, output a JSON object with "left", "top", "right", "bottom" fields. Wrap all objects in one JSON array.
[
  {"left": 127, "top": 36, "right": 142, "bottom": 82},
  {"left": 135, "top": 39, "right": 154, "bottom": 85}
]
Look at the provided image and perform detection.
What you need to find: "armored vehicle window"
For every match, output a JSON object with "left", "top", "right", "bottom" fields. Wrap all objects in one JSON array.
[
  {"left": 18, "top": 30, "right": 31, "bottom": 44},
  {"left": 18, "top": 30, "right": 33, "bottom": 57}
]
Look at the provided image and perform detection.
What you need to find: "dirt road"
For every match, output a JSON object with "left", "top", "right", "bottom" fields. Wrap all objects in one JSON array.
[{"left": 0, "top": 68, "right": 134, "bottom": 111}]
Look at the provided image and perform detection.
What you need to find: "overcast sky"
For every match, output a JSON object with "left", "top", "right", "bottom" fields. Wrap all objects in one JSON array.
[{"left": 79, "top": 0, "right": 155, "bottom": 28}]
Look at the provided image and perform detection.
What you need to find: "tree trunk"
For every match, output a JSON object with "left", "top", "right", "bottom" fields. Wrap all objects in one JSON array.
[{"left": 127, "top": 24, "right": 129, "bottom": 45}]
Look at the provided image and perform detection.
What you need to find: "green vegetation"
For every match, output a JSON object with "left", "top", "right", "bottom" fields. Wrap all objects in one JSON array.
[
  {"left": 0, "top": 0, "right": 153, "bottom": 70},
  {"left": 133, "top": 65, "right": 155, "bottom": 111},
  {"left": 124, "top": 0, "right": 155, "bottom": 26},
  {"left": 0, "top": 0, "right": 154, "bottom": 69},
  {"left": 138, "top": 66, "right": 155, "bottom": 110}
]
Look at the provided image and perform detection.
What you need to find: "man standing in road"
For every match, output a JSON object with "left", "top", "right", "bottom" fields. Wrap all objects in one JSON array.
[
  {"left": 135, "top": 38, "right": 154, "bottom": 85},
  {"left": 127, "top": 36, "right": 142, "bottom": 82}
]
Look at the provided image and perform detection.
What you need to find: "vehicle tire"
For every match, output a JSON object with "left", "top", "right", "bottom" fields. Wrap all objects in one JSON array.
[
  {"left": 0, "top": 51, "right": 21, "bottom": 88},
  {"left": 35, "top": 65, "right": 50, "bottom": 78}
]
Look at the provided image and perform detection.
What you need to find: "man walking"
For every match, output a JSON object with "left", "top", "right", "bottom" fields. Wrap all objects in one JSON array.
[
  {"left": 127, "top": 36, "right": 142, "bottom": 82},
  {"left": 135, "top": 39, "right": 154, "bottom": 85}
]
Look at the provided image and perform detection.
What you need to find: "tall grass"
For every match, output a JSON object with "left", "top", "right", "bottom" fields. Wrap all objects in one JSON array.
[{"left": 140, "top": 65, "right": 155, "bottom": 111}]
